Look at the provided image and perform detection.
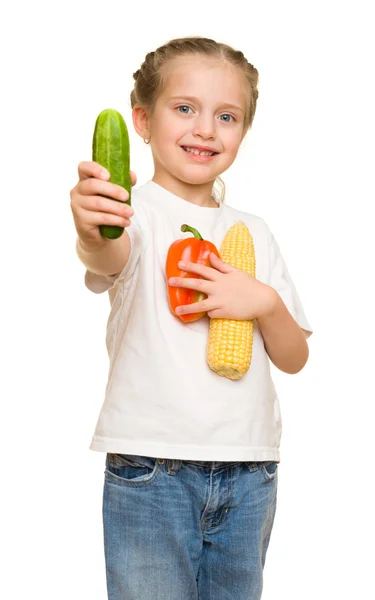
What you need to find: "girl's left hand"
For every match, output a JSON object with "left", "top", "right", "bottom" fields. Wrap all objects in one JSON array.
[{"left": 168, "top": 252, "right": 277, "bottom": 319}]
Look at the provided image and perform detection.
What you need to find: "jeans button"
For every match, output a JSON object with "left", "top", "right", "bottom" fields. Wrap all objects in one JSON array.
[{"left": 158, "top": 459, "right": 165, "bottom": 464}]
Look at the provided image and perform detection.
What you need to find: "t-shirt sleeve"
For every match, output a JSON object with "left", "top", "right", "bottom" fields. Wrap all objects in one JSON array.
[
  {"left": 267, "top": 227, "right": 313, "bottom": 339},
  {"left": 84, "top": 222, "right": 142, "bottom": 294}
]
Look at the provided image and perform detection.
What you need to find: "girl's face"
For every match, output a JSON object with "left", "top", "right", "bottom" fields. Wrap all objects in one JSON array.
[{"left": 144, "top": 56, "right": 249, "bottom": 202}]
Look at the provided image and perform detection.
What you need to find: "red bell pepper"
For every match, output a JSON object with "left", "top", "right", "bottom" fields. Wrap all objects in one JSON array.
[{"left": 166, "top": 224, "right": 220, "bottom": 322}]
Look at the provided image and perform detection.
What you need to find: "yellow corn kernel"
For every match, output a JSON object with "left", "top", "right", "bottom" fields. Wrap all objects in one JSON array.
[{"left": 207, "top": 221, "right": 255, "bottom": 380}]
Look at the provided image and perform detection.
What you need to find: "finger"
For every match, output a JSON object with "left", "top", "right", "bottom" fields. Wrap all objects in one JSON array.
[
  {"left": 75, "top": 204, "right": 132, "bottom": 229},
  {"left": 78, "top": 161, "right": 110, "bottom": 181},
  {"left": 175, "top": 299, "right": 211, "bottom": 316},
  {"left": 209, "top": 252, "right": 236, "bottom": 273},
  {"left": 79, "top": 195, "right": 134, "bottom": 218},
  {"left": 168, "top": 276, "right": 211, "bottom": 293},
  {"left": 176, "top": 260, "right": 219, "bottom": 281},
  {"left": 207, "top": 308, "right": 226, "bottom": 318},
  {"left": 81, "top": 178, "right": 131, "bottom": 203},
  {"left": 90, "top": 212, "right": 132, "bottom": 228}
]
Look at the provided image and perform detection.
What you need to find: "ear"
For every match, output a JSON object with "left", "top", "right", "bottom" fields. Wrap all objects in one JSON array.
[{"left": 132, "top": 105, "right": 151, "bottom": 141}]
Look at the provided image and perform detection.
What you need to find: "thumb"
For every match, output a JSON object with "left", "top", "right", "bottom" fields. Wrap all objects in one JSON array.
[
  {"left": 209, "top": 252, "right": 236, "bottom": 273},
  {"left": 130, "top": 170, "right": 137, "bottom": 186}
]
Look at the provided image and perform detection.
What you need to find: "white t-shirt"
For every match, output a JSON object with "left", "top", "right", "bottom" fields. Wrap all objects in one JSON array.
[{"left": 84, "top": 180, "right": 313, "bottom": 462}]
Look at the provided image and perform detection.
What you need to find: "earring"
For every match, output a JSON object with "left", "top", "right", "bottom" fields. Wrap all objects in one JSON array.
[{"left": 144, "top": 137, "right": 150, "bottom": 144}]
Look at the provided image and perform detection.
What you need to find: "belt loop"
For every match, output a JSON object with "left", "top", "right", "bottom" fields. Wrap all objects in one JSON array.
[{"left": 167, "top": 459, "right": 182, "bottom": 475}]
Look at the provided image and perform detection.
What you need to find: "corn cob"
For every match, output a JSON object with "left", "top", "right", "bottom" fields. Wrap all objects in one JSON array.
[{"left": 207, "top": 221, "right": 256, "bottom": 380}]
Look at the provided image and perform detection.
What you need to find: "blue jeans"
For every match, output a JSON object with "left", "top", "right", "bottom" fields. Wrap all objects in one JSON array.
[{"left": 103, "top": 454, "right": 278, "bottom": 600}]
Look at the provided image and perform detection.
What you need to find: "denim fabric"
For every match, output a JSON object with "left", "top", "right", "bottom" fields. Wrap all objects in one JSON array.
[{"left": 103, "top": 454, "right": 278, "bottom": 600}]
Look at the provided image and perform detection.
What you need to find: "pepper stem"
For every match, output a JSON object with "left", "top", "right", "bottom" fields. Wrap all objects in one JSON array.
[{"left": 181, "top": 224, "right": 203, "bottom": 240}]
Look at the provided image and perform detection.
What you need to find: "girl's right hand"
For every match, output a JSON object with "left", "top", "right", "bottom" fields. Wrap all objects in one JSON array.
[{"left": 70, "top": 161, "right": 136, "bottom": 248}]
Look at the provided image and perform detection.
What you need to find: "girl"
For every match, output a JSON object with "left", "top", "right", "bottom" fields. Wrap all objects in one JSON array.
[{"left": 71, "top": 36, "right": 312, "bottom": 600}]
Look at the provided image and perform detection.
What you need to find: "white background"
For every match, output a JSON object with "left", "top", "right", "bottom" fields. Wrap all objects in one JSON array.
[{"left": 2, "top": 0, "right": 374, "bottom": 598}]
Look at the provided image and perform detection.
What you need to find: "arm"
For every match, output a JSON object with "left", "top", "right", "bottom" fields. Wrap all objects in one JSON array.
[
  {"left": 76, "top": 232, "right": 131, "bottom": 276},
  {"left": 70, "top": 161, "right": 136, "bottom": 276},
  {"left": 167, "top": 253, "right": 309, "bottom": 375},
  {"left": 257, "top": 290, "right": 309, "bottom": 374}
]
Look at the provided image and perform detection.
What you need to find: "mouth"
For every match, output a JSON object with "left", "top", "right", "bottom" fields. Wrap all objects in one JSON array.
[{"left": 181, "top": 146, "right": 219, "bottom": 160}]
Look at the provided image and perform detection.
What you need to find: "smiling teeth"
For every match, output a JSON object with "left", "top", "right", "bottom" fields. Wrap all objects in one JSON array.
[{"left": 184, "top": 147, "right": 215, "bottom": 156}]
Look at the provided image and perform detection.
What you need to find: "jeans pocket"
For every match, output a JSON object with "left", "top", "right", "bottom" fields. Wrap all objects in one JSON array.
[
  {"left": 105, "top": 453, "right": 160, "bottom": 487},
  {"left": 260, "top": 461, "right": 278, "bottom": 482}
]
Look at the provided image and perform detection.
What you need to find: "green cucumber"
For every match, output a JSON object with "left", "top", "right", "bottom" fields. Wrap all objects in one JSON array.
[{"left": 92, "top": 108, "right": 131, "bottom": 239}]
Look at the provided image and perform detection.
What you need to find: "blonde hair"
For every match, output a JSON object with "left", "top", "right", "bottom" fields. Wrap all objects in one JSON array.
[{"left": 130, "top": 36, "right": 259, "bottom": 202}]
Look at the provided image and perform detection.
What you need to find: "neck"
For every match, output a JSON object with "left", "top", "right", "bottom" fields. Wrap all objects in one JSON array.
[{"left": 152, "top": 174, "right": 219, "bottom": 208}]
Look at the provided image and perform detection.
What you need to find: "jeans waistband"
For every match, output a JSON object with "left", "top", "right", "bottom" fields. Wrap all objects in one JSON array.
[
  {"left": 183, "top": 460, "right": 243, "bottom": 467},
  {"left": 162, "top": 459, "right": 247, "bottom": 474}
]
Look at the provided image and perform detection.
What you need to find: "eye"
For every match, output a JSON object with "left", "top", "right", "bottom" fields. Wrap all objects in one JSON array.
[
  {"left": 219, "top": 114, "right": 234, "bottom": 123},
  {"left": 177, "top": 105, "right": 193, "bottom": 114}
]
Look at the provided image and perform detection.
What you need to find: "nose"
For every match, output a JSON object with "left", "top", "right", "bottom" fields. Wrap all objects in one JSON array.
[{"left": 192, "top": 111, "right": 216, "bottom": 140}]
